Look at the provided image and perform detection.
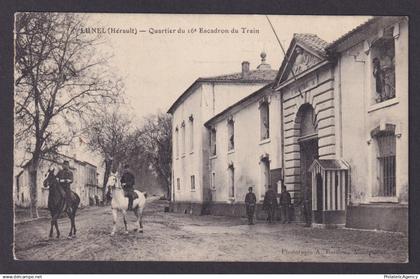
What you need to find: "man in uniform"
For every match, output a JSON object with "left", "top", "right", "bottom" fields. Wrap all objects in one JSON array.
[
  {"left": 279, "top": 183, "right": 292, "bottom": 224},
  {"left": 302, "top": 186, "right": 312, "bottom": 227},
  {"left": 56, "top": 160, "right": 74, "bottom": 209},
  {"left": 245, "top": 187, "right": 257, "bottom": 225},
  {"left": 263, "top": 185, "right": 278, "bottom": 223},
  {"left": 121, "top": 164, "right": 135, "bottom": 210}
]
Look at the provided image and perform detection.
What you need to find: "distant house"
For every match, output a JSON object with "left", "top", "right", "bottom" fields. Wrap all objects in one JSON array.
[{"left": 14, "top": 154, "right": 102, "bottom": 208}]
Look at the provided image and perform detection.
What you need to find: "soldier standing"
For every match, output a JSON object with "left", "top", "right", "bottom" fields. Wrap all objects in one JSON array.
[
  {"left": 263, "top": 185, "right": 278, "bottom": 223},
  {"left": 56, "top": 160, "right": 74, "bottom": 209},
  {"left": 245, "top": 187, "right": 257, "bottom": 225},
  {"left": 121, "top": 164, "right": 135, "bottom": 210},
  {"left": 279, "top": 184, "right": 292, "bottom": 224}
]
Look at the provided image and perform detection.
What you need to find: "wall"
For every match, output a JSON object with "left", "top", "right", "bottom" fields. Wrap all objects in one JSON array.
[
  {"left": 340, "top": 19, "right": 408, "bottom": 205},
  {"left": 280, "top": 64, "right": 335, "bottom": 197},
  {"left": 209, "top": 88, "right": 282, "bottom": 204},
  {"left": 171, "top": 81, "right": 270, "bottom": 204}
]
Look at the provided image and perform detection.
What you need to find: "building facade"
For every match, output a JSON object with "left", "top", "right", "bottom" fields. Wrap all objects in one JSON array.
[
  {"left": 168, "top": 16, "right": 408, "bottom": 232},
  {"left": 15, "top": 154, "right": 102, "bottom": 208},
  {"left": 167, "top": 55, "right": 277, "bottom": 214}
]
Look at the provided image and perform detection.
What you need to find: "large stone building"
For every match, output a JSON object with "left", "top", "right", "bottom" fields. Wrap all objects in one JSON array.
[
  {"left": 167, "top": 55, "right": 278, "bottom": 214},
  {"left": 15, "top": 154, "right": 102, "bottom": 208},
  {"left": 169, "top": 16, "right": 408, "bottom": 232}
]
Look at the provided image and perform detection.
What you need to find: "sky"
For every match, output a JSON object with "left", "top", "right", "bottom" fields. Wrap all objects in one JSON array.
[{"left": 88, "top": 14, "right": 372, "bottom": 122}]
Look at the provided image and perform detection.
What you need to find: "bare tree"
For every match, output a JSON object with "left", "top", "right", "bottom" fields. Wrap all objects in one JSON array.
[
  {"left": 134, "top": 113, "right": 172, "bottom": 199},
  {"left": 84, "top": 108, "right": 132, "bottom": 196},
  {"left": 15, "top": 12, "right": 122, "bottom": 217}
]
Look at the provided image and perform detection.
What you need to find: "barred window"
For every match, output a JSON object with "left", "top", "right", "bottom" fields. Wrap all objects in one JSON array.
[
  {"left": 371, "top": 26, "right": 396, "bottom": 104},
  {"left": 375, "top": 132, "right": 396, "bottom": 197}
]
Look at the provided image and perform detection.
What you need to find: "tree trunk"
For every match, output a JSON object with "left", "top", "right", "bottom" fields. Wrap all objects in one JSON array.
[
  {"left": 29, "top": 160, "right": 39, "bottom": 219},
  {"left": 102, "top": 159, "right": 112, "bottom": 197}
]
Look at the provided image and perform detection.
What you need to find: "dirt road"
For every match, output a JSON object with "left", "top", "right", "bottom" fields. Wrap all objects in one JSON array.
[{"left": 14, "top": 198, "right": 408, "bottom": 262}]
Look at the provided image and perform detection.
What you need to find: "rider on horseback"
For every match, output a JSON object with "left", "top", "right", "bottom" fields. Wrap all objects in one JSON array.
[
  {"left": 56, "top": 160, "right": 74, "bottom": 210},
  {"left": 121, "top": 164, "right": 135, "bottom": 211}
]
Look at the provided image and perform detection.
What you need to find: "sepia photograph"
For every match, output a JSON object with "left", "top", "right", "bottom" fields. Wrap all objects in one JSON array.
[{"left": 12, "top": 13, "right": 408, "bottom": 263}]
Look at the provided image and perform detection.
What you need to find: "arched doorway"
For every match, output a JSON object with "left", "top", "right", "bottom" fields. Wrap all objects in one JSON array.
[{"left": 296, "top": 104, "right": 318, "bottom": 222}]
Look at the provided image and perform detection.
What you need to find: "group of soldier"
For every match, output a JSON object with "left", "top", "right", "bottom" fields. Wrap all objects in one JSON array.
[{"left": 244, "top": 183, "right": 293, "bottom": 225}]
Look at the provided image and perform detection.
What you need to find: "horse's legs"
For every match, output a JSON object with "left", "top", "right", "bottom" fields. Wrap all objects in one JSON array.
[
  {"left": 49, "top": 215, "right": 55, "bottom": 238},
  {"left": 54, "top": 218, "right": 60, "bottom": 238},
  {"left": 138, "top": 207, "right": 144, "bottom": 233},
  {"left": 111, "top": 208, "right": 117, "bottom": 236},
  {"left": 122, "top": 210, "right": 128, "bottom": 234},
  {"left": 134, "top": 208, "right": 140, "bottom": 232},
  {"left": 67, "top": 210, "right": 74, "bottom": 239},
  {"left": 72, "top": 210, "right": 77, "bottom": 237}
]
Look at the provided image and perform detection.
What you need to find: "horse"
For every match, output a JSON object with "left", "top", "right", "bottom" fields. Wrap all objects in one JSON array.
[
  {"left": 43, "top": 168, "right": 81, "bottom": 239},
  {"left": 106, "top": 173, "right": 147, "bottom": 236}
]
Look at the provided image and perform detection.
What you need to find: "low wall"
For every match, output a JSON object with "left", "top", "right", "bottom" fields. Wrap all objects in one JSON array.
[{"left": 346, "top": 204, "right": 408, "bottom": 233}]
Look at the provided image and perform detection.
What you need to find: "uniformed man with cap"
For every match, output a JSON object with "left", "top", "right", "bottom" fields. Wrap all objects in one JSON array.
[
  {"left": 56, "top": 160, "right": 74, "bottom": 209},
  {"left": 121, "top": 164, "right": 135, "bottom": 210}
]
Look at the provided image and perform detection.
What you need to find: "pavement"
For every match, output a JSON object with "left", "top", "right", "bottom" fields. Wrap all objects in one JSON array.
[{"left": 13, "top": 198, "right": 408, "bottom": 262}]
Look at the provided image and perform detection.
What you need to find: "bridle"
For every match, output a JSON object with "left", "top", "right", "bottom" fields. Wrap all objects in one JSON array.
[{"left": 107, "top": 175, "right": 122, "bottom": 191}]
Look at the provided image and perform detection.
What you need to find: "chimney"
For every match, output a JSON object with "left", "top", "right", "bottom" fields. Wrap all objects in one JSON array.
[{"left": 241, "top": 61, "right": 250, "bottom": 77}]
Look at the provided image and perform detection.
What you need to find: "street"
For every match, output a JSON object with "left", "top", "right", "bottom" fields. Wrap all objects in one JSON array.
[{"left": 14, "top": 198, "right": 408, "bottom": 262}]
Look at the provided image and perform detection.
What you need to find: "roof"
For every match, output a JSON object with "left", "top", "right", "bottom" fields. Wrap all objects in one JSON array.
[
  {"left": 326, "top": 16, "right": 406, "bottom": 52},
  {"left": 20, "top": 153, "right": 97, "bottom": 170},
  {"left": 167, "top": 69, "right": 277, "bottom": 114},
  {"left": 198, "top": 69, "right": 278, "bottom": 83},
  {"left": 309, "top": 159, "right": 350, "bottom": 171},
  {"left": 274, "top": 33, "right": 329, "bottom": 87},
  {"left": 204, "top": 83, "right": 274, "bottom": 128},
  {"left": 293, "top": 33, "right": 329, "bottom": 57}
]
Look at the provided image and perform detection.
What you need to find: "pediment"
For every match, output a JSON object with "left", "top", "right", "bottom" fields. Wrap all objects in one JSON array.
[
  {"left": 285, "top": 46, "right": 322, "bottom": 81},
  {"left": 278, "top": 44, "right": 325, "bottom": 84}
]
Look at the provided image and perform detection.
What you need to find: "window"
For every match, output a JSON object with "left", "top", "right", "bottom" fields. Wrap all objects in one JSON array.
[
  {"left": 191, "top": 175, "right": 195, "bottom": 190},
  {"left": 175, "top": 127, "right": 179, "bottom": 158},
  {"left": 375, "top": 132, "right": 396, "bottom": 197},
  {"left": 371, "top": 26, "right": 396, "bottom": 104},
  {"left": 210, "top": 128, "right": 217, "bottom": 156},
  {"left": 211, "top": 172, "right": 216, "bottom": 190},
  {"left": 189, "top": 115, "right": 194, "bottom": 153},
  {"left": 259, "top": 98, "right": 270, "bottom": 140},
  {"left": 176, "top": 178, "right": 180, "bottom": 191},
  {"left": 181, "top": 121, "right": 186, "bottom": 156},
  {"left": 227, "top": 117, "right": 234, "bottom": 151},
  {"left": 228, "top": 164, "right": 234, "bottom": 198}
]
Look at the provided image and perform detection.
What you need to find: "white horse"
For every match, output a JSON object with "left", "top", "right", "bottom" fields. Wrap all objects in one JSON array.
[{"left": 106, "top": 172, "right": 147, "bottom": 236}]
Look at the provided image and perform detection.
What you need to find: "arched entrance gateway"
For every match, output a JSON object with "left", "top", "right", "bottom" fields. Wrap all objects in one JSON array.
[{"left": 295, "top": 104, "right": 318, "bottom": 223}]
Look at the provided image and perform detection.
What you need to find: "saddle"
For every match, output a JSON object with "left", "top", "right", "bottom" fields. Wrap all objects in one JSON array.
[{"left": 124, "top": 189, "right": 138, "bottom": 200}]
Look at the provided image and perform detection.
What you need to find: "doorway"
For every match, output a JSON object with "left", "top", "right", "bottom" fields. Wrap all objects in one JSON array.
[{"left": 296, "top": 104, "right": 318, "bottom": 222}]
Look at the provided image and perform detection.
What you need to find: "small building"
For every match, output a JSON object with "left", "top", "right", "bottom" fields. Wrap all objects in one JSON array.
[
  {"left": 14, "top": 154, "right": 102, "bottom": 208},
  {"left": 167, "top": 54, "right": 278, "bottom": 214}
]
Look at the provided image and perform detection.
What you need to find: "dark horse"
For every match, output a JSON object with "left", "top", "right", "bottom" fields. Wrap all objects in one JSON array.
[{"left": 43, "top": 168, "right": 80, "bottom": 239}]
